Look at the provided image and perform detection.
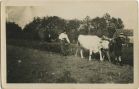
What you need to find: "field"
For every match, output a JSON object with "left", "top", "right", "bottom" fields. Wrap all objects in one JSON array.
[{"left": 7, "top": 39, "right": 133, "bottom": 83}]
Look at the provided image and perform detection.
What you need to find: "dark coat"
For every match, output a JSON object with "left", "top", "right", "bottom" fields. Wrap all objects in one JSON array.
[{"left": 109, "top": 37, "right": 125, "bottom": 57}]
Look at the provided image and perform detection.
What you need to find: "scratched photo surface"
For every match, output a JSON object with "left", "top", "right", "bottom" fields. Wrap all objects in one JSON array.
[{"left": 6, "top": 2, "right": 135, "bottom": 83}]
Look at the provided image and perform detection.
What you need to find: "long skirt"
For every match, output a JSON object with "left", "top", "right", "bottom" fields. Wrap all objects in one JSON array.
[{"left": 60, "top": 40, "right": 69, "bottom": 56}]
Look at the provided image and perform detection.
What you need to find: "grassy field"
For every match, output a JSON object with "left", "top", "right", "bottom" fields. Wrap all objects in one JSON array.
[{"left": 7, "top": 40, "right": 133, "bottom": 83}]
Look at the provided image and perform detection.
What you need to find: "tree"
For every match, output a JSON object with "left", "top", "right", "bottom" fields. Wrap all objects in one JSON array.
[
  {"left": 43, "top": 16, "right": 67, "bottom": 41},
  {"left": 6, "top": 22, "right": 22, "bottom": 39},
  {"left": 66, "top": 19, "right": 80, "bottom": 43},
  {"left": 103, "top": 13, "right": 111, "bottom": 24},
  {"left": 23, "top": 17, "right": 43, "bottom": 40},
  {"left": 107, "top": 17, "right": 124, "bottom": 38},
  {"left": 83, "top": 16, "right": 92, "bottom": 34},
  {"left": 90, "top": 13, "right": 124, "bottom": 38},
  {"left": 117, "top": 18, "right": 124, "bottom": 29},
  {"left": 22, "top": 14, "right": 125, "bottom": 41},
  {"left": 23, "top": 16, "right": 67, "bottom": 41},
  {"left": 91, "top": 17, "right": 107, "bottom": 37}
]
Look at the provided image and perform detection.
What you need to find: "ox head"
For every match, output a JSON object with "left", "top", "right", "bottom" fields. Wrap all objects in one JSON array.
[{"left": 99, "top": 37, "right": 110, "bottom": 51}]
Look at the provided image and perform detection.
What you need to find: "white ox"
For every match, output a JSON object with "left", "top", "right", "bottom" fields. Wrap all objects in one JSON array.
[{"left": 75, "top": 35, "right": 110, "bottom": 61}]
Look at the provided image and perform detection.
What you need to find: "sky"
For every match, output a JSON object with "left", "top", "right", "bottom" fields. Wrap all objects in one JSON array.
[{"left": 6, "top": 1, "right": 137, "bottom": 29}]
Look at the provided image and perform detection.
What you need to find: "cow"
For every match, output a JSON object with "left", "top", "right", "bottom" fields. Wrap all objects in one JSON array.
[
  {"left": 75, "top": 35, "right": 110, "bottom": 61},
  {"left": 109, "top": 33, "right": 125, "bottom": 65}
]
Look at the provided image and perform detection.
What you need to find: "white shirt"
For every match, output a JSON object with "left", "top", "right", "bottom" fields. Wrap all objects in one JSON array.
[{"left": 59, "top": 33, "right": 70, "bottom": 43}]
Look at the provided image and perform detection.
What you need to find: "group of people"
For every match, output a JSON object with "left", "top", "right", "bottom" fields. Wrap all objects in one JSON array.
[{"left": 58, "top": 30, "right": 125, "bottom": 65}]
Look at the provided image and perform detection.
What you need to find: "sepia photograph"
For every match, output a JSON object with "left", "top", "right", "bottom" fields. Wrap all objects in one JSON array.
[{"left": 1, "top": 0, "right": 139, "bottom": 89}]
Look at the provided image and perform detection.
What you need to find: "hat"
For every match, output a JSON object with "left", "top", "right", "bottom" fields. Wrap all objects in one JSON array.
[
  {"left": 119, "top": 33, "right": 124, "bottom": 37},
  {"left": 120, "top": 33, "right": 124, "bottom": 35}
]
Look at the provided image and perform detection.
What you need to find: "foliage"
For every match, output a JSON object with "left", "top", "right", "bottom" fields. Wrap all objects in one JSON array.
[
  {"left": 23, "top": 16, "right": 66, "bottom": 41},
  {"left": 90, "top": 13, "right": 124, "bottom": 38},
  {"left": 66, "top": 19, "right": 80, "bottom": 43},
  {"left": 6, "top": 22, "right": 22, "bottom": 39},
  {"left": 6, "top": 13, "right": 125, "bottom": 41}
]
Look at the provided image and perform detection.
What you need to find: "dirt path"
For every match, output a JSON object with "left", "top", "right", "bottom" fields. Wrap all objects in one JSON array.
[{"left": 7, "top": 45, "right": 133, "bottom": 83}]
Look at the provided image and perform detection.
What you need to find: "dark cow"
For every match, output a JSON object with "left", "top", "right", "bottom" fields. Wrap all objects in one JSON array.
[{"left": 109, "top": 33, "right": 125, "bottom": 65}]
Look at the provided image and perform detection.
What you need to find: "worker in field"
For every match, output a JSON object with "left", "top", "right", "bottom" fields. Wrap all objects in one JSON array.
[
  {"left": 113, "top": 32, "right": 125, "bottom": 65},
  {"left": 58, "top": 30, "right": 70, "bottom": 56}
]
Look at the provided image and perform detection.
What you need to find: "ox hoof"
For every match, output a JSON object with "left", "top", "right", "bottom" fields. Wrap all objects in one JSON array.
[
  {"left": 100, "top": 59, "right": 104, "bottom": 61},
  {"left": 89, "top": 59, "right": 92, "bottom": 61},
  {"left": 100, "top": 60, "right": 104, "bottom": 62}
]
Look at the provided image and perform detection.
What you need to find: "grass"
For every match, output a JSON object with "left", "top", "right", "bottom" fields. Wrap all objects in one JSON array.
[
  {"left": 7, "top": 39, "right": 134, "bottom": 65},
  {"left": 6, "top": 39, "right": 133, "bottom": 83}
]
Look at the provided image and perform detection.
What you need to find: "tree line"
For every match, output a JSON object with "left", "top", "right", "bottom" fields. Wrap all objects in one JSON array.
[{"left": 6, "top": 13, "right": 124, "bottom": 43}]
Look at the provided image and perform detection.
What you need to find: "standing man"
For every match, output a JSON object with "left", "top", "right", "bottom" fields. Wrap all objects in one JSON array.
[
  {"left": 114, "top": 32, "right": 125, "bottom": 65},
  {"left": 59, "top": 30, "right": 70, "bottom": 56}
]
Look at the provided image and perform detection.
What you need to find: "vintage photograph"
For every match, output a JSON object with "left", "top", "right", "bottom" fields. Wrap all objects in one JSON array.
[{"left": 5, "top": 1, "right": 136, "bottom": 84}]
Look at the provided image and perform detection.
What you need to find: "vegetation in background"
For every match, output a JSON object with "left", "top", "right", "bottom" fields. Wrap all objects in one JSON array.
[{"left": 6, "top": 13, "right": 126, "bottom": 43}]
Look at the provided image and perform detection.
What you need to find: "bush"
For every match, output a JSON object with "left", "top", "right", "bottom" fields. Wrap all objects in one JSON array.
[
  {"left": 122, "top": 45, "right": 133, "bottom": 66},
  {"left": 7, "top": 39, "right": 78, "bottom": 56}
]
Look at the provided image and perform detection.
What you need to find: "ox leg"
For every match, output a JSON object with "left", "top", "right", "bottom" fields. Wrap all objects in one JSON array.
[
  {"left": 115, "top": 57, "right": 117, "bottom": 61},
  {"left": 75, "top": 47, "right": 78, "bottom": 57},
  {"left": 119, "top": 56, "right": 123, "bottom": 66},
  {"left": 115, "top": 57, "right": 118, "bottom": 64},
  {"left": 106, "top": 51, "right": 111, "bottom": 62},
  {"left": 118, "top": 56, "right": 121, "bottom": 62},
  {"left": 80, "top": 49, "right": 84, "bottom": 59},
  {"left": 99, "top": 50, "right": 103, "bottom": 61},
  {"left": 89, "top": 50, "right": 92, "bottom": 61}
]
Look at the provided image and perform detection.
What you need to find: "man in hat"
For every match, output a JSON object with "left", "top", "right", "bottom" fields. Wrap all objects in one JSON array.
[
  {"left": 113, "top": 32, "right": 125, "bottom": 65},
  {"left": 58, "top": 30, "right": 70, "bottom": 56}
]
